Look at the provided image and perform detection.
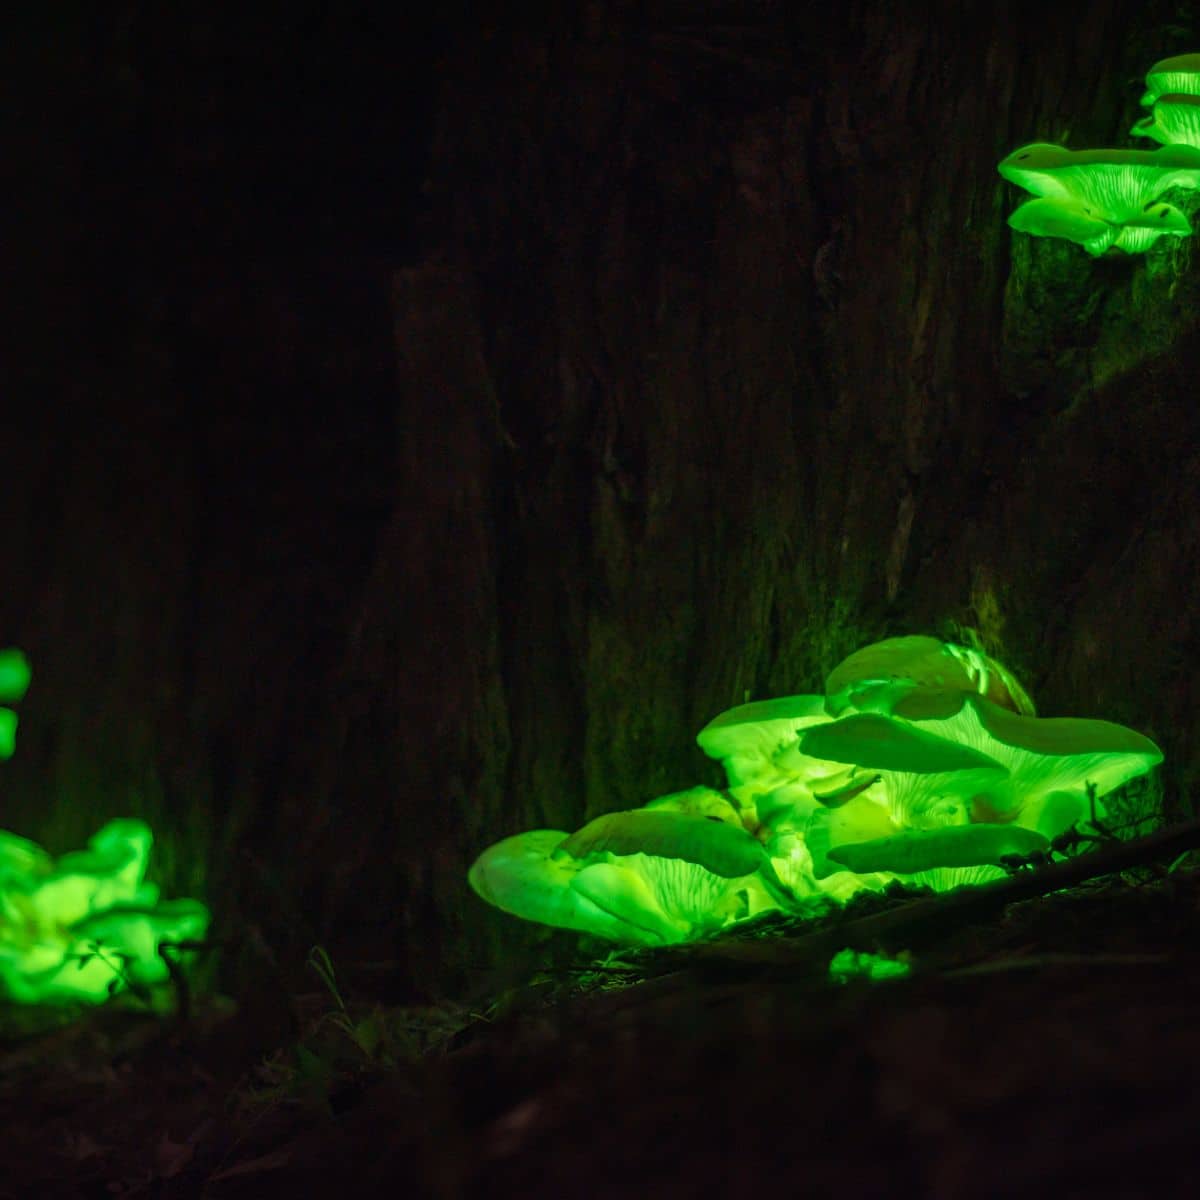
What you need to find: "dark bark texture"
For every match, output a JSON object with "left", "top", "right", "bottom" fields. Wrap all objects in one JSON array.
[{"left": 7, "top": 1, "right": 1200, "bottom": 1000}]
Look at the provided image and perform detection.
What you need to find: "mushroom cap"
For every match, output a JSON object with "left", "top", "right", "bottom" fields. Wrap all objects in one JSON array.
[
  {"left": 997, "top": 142, "right": 1200, "bottom": 222},
  {"left": 640, "top": 785, "right": 745, "bottom": 828},
  {"left": 468, "top": 829, "right": 648, "bottom": 941},
  {"left": 824, "top": 636, "right": 1035, "bottom": 717},
  {"left": 889, "top": 689, "right": 1163, "bottom": 827},
  {"left": 1141, "top": 54, "right": 1200, "bottom": 105},
  {"left": 827, "top": 823, "right": 1049, "bottom": 874},
  {"left": 799, "top": 712, "right": 1008, "bottom": 776},
  {"left": 1132, "top": 92, "right": 1200, "bottom": 146},
  {"left": 470, "top": 818, "right": 783, "bottom": 945},
  {"left": 696, "top": 695, "right": 830, "bottom": 784},
  {"left": 801, "top": 712, "right": 1010, "bottom": 832},
  {"left": 1109, "top": 206, "right": 1192, "bottom": 254},
  {"left": 558, "top": 809, "right": 769, "bottom": 879},
  {"left": 71, "top": 898, "right": 210, "bottom": 987},
  {"left": 1007, "top": 196, "right": 1116, "bottom": 255},
  {"left": 0, "top": 709, "right": 17, "bottom": 760},
  {"left": 0, "top": 649, "right": 30, "bottom": 703}
]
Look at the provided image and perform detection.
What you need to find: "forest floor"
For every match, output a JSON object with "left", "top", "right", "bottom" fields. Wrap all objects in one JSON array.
[{"left": 3, "top": 859, "right": 1200, "bottom": 1198}]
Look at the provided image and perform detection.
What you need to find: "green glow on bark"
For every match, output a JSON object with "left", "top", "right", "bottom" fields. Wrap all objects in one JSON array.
[
  {"left": 828, "top": 948, "right": 911, "bottom": 984},
  {"left": 0, "top": 819, "right": 210, "bottom": 1004},
  {"left": 469, "top": 638, "right": 1164, "bottom": 946}
]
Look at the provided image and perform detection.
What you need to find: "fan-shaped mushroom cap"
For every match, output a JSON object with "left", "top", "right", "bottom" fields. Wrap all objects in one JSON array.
[
  {"left": 696, "top": 694, "right": 851, "bottom": 827},
  {"left": 1110, "top": 198, "right": 1193, "bottom": 252},
  {"left": 696, "top": 695, "right": 830, "bottom": 786},
  {"left": 888, "top": 689, "right": 1163, "bottom": 835},
  {"left": 800, "top": 712, "right": 1009, "bottom": 834},
  {"left": 1133, "top": 92, "right": 1200, "bottom": 146},
  {"left": 827, "top": 823, "right": 1049, "bottom": 874},
  {"left": 1008, "top": 196, "right": 1117, "bottom": 254},
  {"left": 471, "top": 811, "right": 794, "bottom": 945},
  {"left": 469, "top": 829, "right": 649, "bottom": 941},
  {"left": 824, "top": 636, "right": 1035, "bottom": 718},
  {"left": 997, "top": 142, "right": 1200, "bottom": 223},
  {"left": 640, "top": 785, "right": 744, "bottom": 827},
  {"left": 0, "top": 650, "right": 30, "bottom": 703},
  {"left": 559, "top": 809, "right": 772, "bottom": 879},
  {"left": 1141, "top": 54, "right": 1200, "bottom": 106}
]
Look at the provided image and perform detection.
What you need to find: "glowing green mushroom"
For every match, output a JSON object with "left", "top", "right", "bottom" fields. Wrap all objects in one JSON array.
[
  {"left": 887, "top": 689, "right": 1163, "bottom": 837},
  {"left": 800, "top": 713, "right": 1009, "bottom": 830},
  {"left": 640, "top": 784, "right": 745, "bottom": 827},
  {"left": 0, "top": 649, "right": 30, "bottom": 702},
  {"left": 1132, "top": 92, "right": 1200, "bottom": 147},
  {"left": 1008, "top": 195, "right": 1192, "bottom": 256},
  {"left": 1140, "top": 54, "right": 1200, "bottom": 106},
  {"left": 1007, "top": 197, "right": 1119, "bottom": 256},
  {"left": 0, "top": 648, "right": 31, "bottom": 760},
  {"left": 469, "top": 809, "right": 798, "bottom": 945},
  {"left": 826, "top": 823, "right": 1049, "bottom": 874},
  {"left": 997, "top": 142, "right": 1200, "bottom": 224},
  {"left": 696, "top": 694, "right": 846, "bottom": 829},
  {"left": 825, "top": 636, "right": 1035, "bottom": 719}
]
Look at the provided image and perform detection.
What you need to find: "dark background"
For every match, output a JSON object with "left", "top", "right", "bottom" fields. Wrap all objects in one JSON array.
[{"left": 6, "top": 0, "right": 1199, "bottom": 1010}]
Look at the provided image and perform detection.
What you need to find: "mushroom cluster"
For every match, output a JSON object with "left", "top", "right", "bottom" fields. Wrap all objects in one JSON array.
[
  {"left": 0, "top": 648, "right": 30, "bottom": 760},
  {"left": 1133, "top": 54, "right": 1200, "bottom": 147},
  {"left": 469, "top": 636, "right": 1163, "bottom": 944},
  {"left": 0, "top": 650, "right": 211, "bottom": 1005},
  {"left": 0, "top": 819, "right": 210, "bottom": 1004},
  {"left": 999, "top": 54, "right": 1200, "bottom": 255}
]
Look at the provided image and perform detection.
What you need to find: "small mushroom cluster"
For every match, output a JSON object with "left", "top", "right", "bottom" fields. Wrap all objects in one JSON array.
[
  {"left": 469, "top": 636, "right": 1163, "bottom": 945},
  {"left": 0, "top": 648, "right": 30, "bottom": 759},
  {"left": 0, "top": 819, "right": 210, "bottom": 1004},
  {"left": 0, "top": 650, "right": 211, "bottom": 1005},
  {"left": 999, "top": 54, "right": 1200, "bottom": 255}
]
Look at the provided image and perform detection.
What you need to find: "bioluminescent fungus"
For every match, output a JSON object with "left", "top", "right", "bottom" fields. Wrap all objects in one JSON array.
[
  {"left": 828, "top": 948, "right": 911, "bottom": 984},
  {"left": 799, "top": 713, "right": 1008, "bottom": 830},
  {"left": 695, "top": 695, "right": 834, "bottom": 827},
  {"left": 1132, "top": 92, "right": 1200, "bottom": 147},
  {"left": 469, "top": 632, "right": 1165, "bottom": 946},
  {"left": 825, "top": 823, "right": 1049, "bottom": 875},
  {"left": 1140, "top": 53, "right": 1200, "bottom": 106},
  {"left": 998, "top": 142, "right": 1200, "bottom": 218},
  {"left": 886, "top": 689, "right": 1163, "bottom": 838},
  {"left": 0, "top": 648, "right": 31, "bottom": 760},
  {"left": 0, "top": 650, "right": 30, "bottom": 702},
  {"left": 824, "top": 636, "right": 1035, "bottom": 718},
  {"left": 0, "top": 819, "right": 211, "bottom": 1005},
  {"left": 640, "top": 784, "right": 745, "bottom": 827},
  {"left": 1007, "top": 196, "right": 1119, "bottom": 255},
  {"left": 469, "top": 808, "right": 798, "bottom": 945}
]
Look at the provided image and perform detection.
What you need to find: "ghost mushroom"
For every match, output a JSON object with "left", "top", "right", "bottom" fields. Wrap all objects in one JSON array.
[
  {"left": 824, "top": 636, "right": 1035, "bottom": 719},
  {"left": 1132, "top": 92, "right": 1200, "bottom": 147},
  {"left": 1140, "top": 53, "right": 1200, "bottom": 106},
  {"left": 695, "top": 694, "right": 848, "bottom": 828},
  {"left": 885, "top": 689, "right": 1163, "bottom": 838},
  {"left": 0, "top": 648, "right": 30, "bottom": 760},
  {"left": 639, "top": 784, "right": 745, "bottom": 828},
  {"left": 796, "top": 713, "right": 1009, "bottom": 879},
  {"left": 469, "top": 809, "right": 798, "bottom": 945},
  {"left": 998, "top": 142, "right": 1200, "bottom": 220},
  {"left": 1007, "top": 196, "right": 1121, "bottom": 256}
]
